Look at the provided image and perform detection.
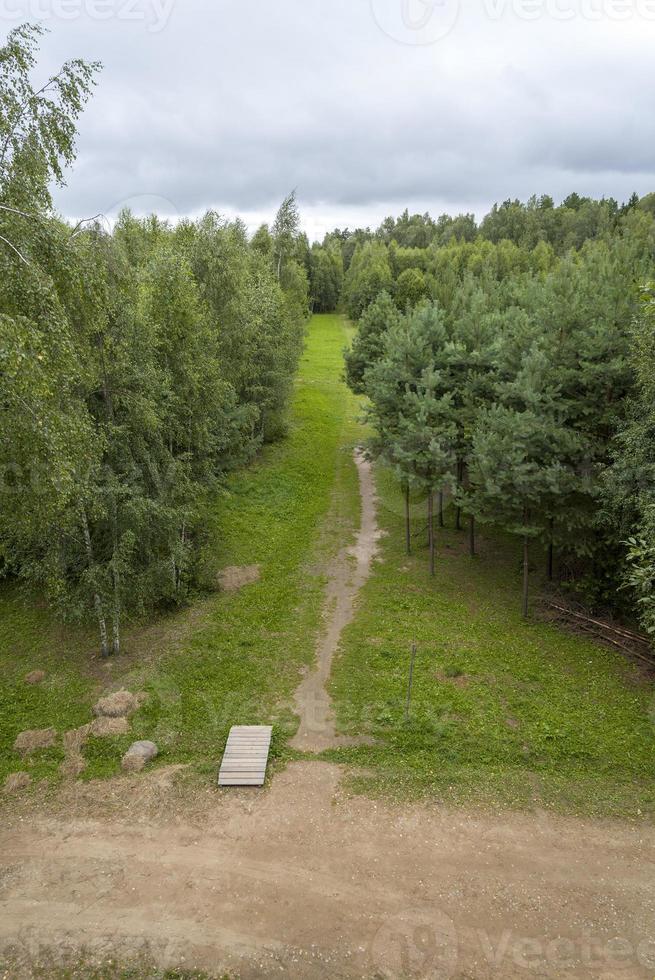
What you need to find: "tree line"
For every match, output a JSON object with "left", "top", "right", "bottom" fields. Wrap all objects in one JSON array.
[
  {"left": 0, "top": 25, "right": 309, "bottom": 655},
  {"left": 335, "top": 198, "right": 655, "bottom": 628}
]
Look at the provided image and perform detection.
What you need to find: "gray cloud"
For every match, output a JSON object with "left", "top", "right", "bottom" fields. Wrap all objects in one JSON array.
[{"left": 4, "top": 0, "right": 652, "bottom": 238}]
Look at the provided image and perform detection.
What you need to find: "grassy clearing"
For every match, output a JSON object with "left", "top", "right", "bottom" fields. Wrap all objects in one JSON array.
[
  {"left": 328, "top": 467, "right": 655, "bottom": 819},
  {"left": 0, "top": 314, "right": 360, "bottom": 788},
  {"left": 3, "top": 311, "right": 654, "bottom": 821}
]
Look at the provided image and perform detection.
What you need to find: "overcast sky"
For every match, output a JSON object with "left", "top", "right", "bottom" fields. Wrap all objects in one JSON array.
[{"left": 7, "top": 0, "right": 655, "bottom": 240}]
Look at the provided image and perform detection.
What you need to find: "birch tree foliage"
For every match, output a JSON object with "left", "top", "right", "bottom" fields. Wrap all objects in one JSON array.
[
  {"left": 0, "top": 23, "right": 99, "bottom": 209},
  {"left": 272, "top": 190, "right": 300, "bottom": 280},
  {"left": 0, "top": 29, "right": 310, "bottom": 654}
]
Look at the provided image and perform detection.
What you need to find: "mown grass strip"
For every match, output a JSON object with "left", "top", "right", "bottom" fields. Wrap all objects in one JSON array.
[
  {"left": 328, "top": 465, "right": 655, "bottom": 819},
  {"left": 0, "top": 314, "right": 361, "bottom": 785}
]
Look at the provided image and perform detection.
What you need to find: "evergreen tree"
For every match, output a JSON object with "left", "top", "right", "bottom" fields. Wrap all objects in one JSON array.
[
  {"left": 344, "top": 290, "right": 401, "bottom": 394},
  {"left": 365, "top": 305, "right": 457, "bottom": 574}
]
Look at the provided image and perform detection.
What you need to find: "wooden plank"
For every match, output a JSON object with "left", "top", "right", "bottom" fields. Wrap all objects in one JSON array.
[
  {"left": 218, "top": 724, "right": 272, "bottom": 787},
  {"left": 220, "top": 762, "right": 266, "bottom": 769}
]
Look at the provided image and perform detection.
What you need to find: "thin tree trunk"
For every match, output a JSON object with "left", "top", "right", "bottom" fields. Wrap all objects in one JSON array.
[
  {"left": 111, "top": 577, "right": 120, "bottom": 657},
  {"left": 522, "top": 506, "right": 530, "bottom": 619},
  {"left": 455, "top": 460, "right": 463, "bottom": 530},
  {"left": 81, "top": 508, "right": 109, "bottom": 658},
  {"left": 469, "top": 514, "right": 475, "bottom": 557},
  {"left": 428, "top": 493, "right": 435, "bottom": 576},
  {"left": 405, "top": 486, "right": 411, "bottom": 555},
  {"left": 547, "top": 517, "right": 554, "bottom": 581},
  {"left": 438, "top": 490, "right": 444, "bottom": 528},
  {"left": 109, "top": 493, "right": 121, "bottom": 656}
]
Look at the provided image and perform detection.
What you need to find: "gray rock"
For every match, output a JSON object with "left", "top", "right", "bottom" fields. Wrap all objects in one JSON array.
[{"left": 121, "top": 740, "right": 158, "bottom": 772}]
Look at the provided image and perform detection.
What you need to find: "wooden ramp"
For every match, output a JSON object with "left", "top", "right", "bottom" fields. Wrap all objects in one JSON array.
[{"left": 218, "top": 725, "right": 272, "bottom": 787}]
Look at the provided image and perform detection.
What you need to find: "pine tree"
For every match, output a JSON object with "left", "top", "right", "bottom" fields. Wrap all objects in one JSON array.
[
  {"left": 467, "top": 347, "right": 581, "bottom": 616},
  {"left": 344, "top": 290, "right": 401, "bottom": 394},
  {"left": 365, "top": 304, "right": 457, "bottom": 574}
]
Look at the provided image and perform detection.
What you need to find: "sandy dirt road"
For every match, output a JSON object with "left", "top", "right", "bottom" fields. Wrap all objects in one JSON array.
[{"left": 1, "top": 761, "right": 655, "bottom": 979}]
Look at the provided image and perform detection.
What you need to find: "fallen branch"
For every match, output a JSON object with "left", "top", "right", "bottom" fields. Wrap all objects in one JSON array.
[{"left": 546, "top": 601, "right": 651, "bottom": 646}]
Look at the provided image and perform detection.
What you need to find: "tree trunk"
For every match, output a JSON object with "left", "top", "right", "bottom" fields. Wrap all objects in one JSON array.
[
  {"left": 522, "top": 512, "right": 530, "bottom": 619},
  {"left": 405, "top": 486, "right": 411, "bottom": 555},
  {"left": 547, "top": 517, "right": 554, "bottom": 581},
  {"left": 428, "top": 493, "right": 435, "bottom": 576},
  {"left": 81, "top": 508, "right": 109, "bottom": 658},
  {"left": 455, "top": 460, "right": 463, "bottom": 530},
  {"left": 111, "top": 582, "right": 120, "bottom": 657},
  {"left": 438, "top": 490, "right": 444, "bottom": 528},
  {"left": 96, "top": 595, "right": 109, "bottom": 658},
  {"left": 469, "top": 514, "right": 475, "bottom": 557}
]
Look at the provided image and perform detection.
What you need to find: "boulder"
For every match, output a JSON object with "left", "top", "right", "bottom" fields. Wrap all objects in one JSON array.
[
  {"left": 93, "top": 689, "right": 147, "bottom": 719},
  {"left": 14, "top": 728, "right": 56, "bottom": 756},
  {"left": 121, "top": 740, "right": 158, "bottom": 773},
  {"left": 3, "top": 772, "right": 31, "bottom": 794},
  {"left": 24, "top": 670, "right": 46, "bottom": 685}
]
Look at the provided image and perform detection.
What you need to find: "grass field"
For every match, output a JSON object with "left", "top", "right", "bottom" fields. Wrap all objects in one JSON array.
[
  {"left": 0, "top": 313, "right": 361, "bottom": 787},
  {"left": 2, "top": 312, "right": 654, "bottom": 821},
  {"left": 328, "top": 468, "right": 655, "bottom": 818}
]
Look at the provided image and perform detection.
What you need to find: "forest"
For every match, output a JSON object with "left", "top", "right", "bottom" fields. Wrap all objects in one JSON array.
[
  {"left": 0, "top": 25, "right": 310, "bottom": 656},
  {"left": 313, "top": 197, "right": 655, "bottom": 629},
  {"left": 2, "top": 22, "right": 655, "bottom": 653}
]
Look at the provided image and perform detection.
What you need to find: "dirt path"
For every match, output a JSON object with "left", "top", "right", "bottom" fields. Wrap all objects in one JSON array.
[
  {"left": 290, "top": 448, "right": 381, "bottom": 752},
  {"left": 2, "top": 762, "right": 655, "bottom": 979}
]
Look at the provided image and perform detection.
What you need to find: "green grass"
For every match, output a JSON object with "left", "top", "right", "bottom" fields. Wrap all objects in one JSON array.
[
  {"left": 0, "top": 314, "right": 361, "bottom": 787},
  {"left": 0, "top": 945, "right": 224, "bottom": 979},
  {"left": 3, "top": 311, "right": 654, "bottom": 822},
  {"left": 328, "top": 467, "right": 655, "bottom": 818}
]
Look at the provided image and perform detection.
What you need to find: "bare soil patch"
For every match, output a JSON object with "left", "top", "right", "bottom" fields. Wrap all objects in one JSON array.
[{"left": 218, "top": 564, "right": 261, "bottom": 592}]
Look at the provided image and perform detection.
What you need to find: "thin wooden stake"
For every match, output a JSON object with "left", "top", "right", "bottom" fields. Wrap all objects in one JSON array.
[{"left": 405, "top": 642, "right": 417, "bottom": 721}]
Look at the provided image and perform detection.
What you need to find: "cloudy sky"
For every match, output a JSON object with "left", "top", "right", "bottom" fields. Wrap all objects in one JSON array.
[{"left": 7, "top": 0, "right": 655, "bottom": 240}]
